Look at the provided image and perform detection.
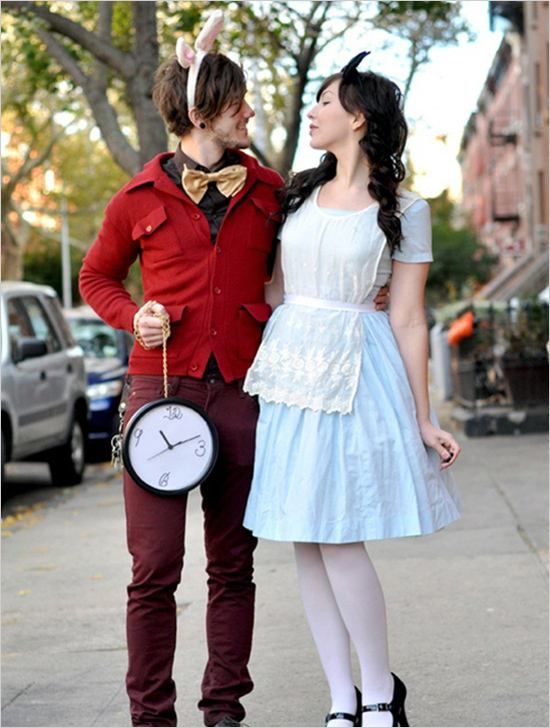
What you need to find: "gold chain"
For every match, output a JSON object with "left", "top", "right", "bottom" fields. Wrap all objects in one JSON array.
[
  {"left": 160, "top": 313, "right": 170, "bottom": 398},
  {"left": 134, "top": 301, "right": 171, "bottom": 398},
  {"left": 112, "top": 306, "right": 170, "bottom": 471}
]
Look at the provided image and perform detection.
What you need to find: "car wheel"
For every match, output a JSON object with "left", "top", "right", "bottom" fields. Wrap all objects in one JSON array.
[
  {"left": 48, "top": 416, "right": 86, "bottom": 486},
  {"left": 87, "top": 439, "right": 112, "bottom": 464}
]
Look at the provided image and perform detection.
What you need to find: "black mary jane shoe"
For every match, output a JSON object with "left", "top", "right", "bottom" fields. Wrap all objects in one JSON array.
[
  {"left": 362, "top": 673, "right": 409, "bottom": 727},
  {"left": 326, "top": 686, "right": 362, "bottom": 727}
]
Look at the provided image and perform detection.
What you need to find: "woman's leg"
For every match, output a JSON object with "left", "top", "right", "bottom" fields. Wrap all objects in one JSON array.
[
  {"left": 294, "top": 543, "right": 357, "bottom": 727},
  {"left": 320, "top": 543, "right": 394, "bottom": 728}
]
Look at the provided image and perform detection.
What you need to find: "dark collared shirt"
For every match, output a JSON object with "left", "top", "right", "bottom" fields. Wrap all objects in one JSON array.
[
  {"left": 163, "top": 145, "right": 242, "bottom": 245},
  {"left": 162, "top": 146, "right": 244, "bottom": 380}
]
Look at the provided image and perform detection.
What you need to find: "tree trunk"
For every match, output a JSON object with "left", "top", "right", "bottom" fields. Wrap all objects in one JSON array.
[
  {"left": 278, "top": 73, "right": 309, "bottom": 174},
  {"left": 130, "top": 2, "right": 167, "bottom": 167},
  {"left": 1, "top": 220, "right": 25, "bottom": 281}
]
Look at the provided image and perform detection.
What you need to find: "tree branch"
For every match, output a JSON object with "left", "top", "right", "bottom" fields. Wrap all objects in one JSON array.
[
  {"left": 36, "top": 27, "right": 90, "bottom": 89},
  {"left": 94, "top": 1, "right": 113, "bottom": 91},
  {"left": 2, "top": 125, "right": 61, "bottom": 207},
  {"left": 315, "top": 11, "right": 366, "bottom": 56},
  {"left": 3, "top": 1, "right": 134, "bottom": 77},
  {"left": 34, "top": 28, "right": 140, "bottom": 175}
]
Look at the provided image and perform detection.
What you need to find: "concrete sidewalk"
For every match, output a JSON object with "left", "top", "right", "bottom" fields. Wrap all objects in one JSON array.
[{"left": 1, "top": 426, "right": 548, "bottom": 727}]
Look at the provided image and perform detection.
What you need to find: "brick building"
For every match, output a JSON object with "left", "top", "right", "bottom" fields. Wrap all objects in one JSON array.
[{"left": 459, "top": 1, "right": 549, "bottom": 300}]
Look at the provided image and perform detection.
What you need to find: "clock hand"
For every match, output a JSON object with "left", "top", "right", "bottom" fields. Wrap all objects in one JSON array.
[
  {"left": 171, "top": 435, "right": 201, "bottom": 448},
  {"left": 147, "top": 446, "right": 172, "bottom": 461},
  {"left": 147, "top": 435, "right": 202, "bottom": 461},
  {"left": 159, "top": 430, "right": 173, "bottom": 449}
]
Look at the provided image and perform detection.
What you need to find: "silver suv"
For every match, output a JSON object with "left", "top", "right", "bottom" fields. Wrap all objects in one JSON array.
[{"left": 1, "top": 282, "right": 88, "bottom": 485}]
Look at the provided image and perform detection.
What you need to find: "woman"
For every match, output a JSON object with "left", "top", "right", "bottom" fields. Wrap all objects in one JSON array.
[{"left": 243, "top": 52, "right": 461, "bottom": 728}]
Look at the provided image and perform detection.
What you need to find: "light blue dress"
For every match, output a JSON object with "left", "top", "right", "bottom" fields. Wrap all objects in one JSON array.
[{"left": 243, "top": 188, "right": 460, "bottom": 544}]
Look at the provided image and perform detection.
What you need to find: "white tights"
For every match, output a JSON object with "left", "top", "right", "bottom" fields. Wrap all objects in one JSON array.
[{"left": 294, "top": 542, "right": 394, "bottom": 728}]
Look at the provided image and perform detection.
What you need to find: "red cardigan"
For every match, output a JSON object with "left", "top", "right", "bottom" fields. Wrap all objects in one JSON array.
[{"left": 79, "top": 151, "right": 283, "bottom": 382}]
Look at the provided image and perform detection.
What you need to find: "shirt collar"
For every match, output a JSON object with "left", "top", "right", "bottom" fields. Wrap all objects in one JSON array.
[
  {"left": 174, "top": 144, "right": 240, "bottom": 175},
  {"left": 124, "top": 151, "right": 281, "bottom": 196}
]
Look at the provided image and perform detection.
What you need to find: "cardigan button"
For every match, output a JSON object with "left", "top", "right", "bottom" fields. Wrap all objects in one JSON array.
[
  {"left": 215, "top": 246, "right": 222, "bottom": 254},
  {"left": 210, "top": 328, "right": 217, "bottom": 337},
  {"left": 214, "top": 287, "right": 221, "bottom": 295},
  {"left": 145, "top": 225, "right": 152, "bottom": 232},
  {"left": 192, "top": 213, "right": 200, "bottom": 220},
  {"left": 190, "top": 364, "right": 198, "bottom": 372}
]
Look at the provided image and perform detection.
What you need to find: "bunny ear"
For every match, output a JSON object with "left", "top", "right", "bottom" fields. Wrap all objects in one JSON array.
[
  {"left": 195, "top": 9, "right": 224, "bottom": 52},
  {"left": 176, "top": 38, "right": 195, "bottom": 69}
]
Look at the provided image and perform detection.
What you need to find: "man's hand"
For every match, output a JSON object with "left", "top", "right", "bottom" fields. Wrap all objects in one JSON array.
[
  {"left": 373, "top": 284, "right": 390, "bottom": 311},
  {"left": 133, "top": 301, "right": 170, "bottom": 349}
]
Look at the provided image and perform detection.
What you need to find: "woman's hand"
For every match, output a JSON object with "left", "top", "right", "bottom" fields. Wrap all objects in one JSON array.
[
  {"left": 133, "top": 301, "right": 170, "bottom": 349},
  {"left": 373, "top": 284, "right": 390, "bottom": 311},
  {"left": 419, "top": 421, "right": 461, "bottom": 470}
]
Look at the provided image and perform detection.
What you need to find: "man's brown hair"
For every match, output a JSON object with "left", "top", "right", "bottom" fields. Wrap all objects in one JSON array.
[{"left": 153, "top": 53, "right": 247, "bottom": 137}]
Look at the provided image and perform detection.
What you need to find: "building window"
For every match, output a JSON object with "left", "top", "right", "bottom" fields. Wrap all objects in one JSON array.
[
  {"left": 538, "top": 171, "right": 547, "bottom": 223},
  {"left": 535, "top": 62, "right": 542, "bottom": 114}
]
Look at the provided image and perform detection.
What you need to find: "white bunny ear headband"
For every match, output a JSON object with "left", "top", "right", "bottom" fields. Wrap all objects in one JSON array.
[{"left": 176, "top": 9, "right": 224, "bottom": 109}]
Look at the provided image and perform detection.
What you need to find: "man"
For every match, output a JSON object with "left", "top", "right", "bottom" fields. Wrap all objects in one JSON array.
[{"left": 80, "top": 14, "right": 387, "bottom": 727}]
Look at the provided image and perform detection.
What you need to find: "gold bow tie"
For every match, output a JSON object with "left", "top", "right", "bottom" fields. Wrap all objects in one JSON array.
[{"left": 181, "top": 164, "right": 247, "bottom": 204}]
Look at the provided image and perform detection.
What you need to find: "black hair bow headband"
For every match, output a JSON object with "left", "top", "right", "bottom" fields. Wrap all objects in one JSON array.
[{"left": 340, "top": 51, "right": 371, "bottom": 83}]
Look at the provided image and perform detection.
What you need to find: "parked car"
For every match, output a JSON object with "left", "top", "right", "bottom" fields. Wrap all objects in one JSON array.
[
  {"left": 1, "top": 282, "right": 88, "bottom": 485},
  {"left": 64, "top": 306, "right": 133, "bottom": 457}
]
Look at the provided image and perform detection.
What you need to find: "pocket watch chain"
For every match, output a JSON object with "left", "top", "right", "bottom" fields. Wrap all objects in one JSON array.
[{"left": 111, "top": 307, "right": 171, "bottom": 469}]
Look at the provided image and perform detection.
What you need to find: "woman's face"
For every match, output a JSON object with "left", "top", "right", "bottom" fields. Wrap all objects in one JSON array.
[{"left": 307, "top": 80, "right": 358, "bottom": 151}]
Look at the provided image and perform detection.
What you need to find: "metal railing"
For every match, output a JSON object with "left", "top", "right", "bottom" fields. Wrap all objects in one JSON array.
[{"left": 451, "top": 301, "right": 549, "bottom": 408}]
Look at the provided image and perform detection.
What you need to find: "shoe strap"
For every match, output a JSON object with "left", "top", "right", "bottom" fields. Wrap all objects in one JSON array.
[
  {"left": 362, "top": 702, "right": 392, "bottom": 712},
  {"left": 325, "top": 710, "right": 357, "bottom": 724}
]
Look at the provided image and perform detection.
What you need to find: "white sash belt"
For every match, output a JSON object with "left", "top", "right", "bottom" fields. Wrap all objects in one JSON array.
[
  {"left": 284, "top": 294, "right": 377, "bottom": 313},
  {"left": 244, "top": 294, "right": 376, "bottom": 414}
]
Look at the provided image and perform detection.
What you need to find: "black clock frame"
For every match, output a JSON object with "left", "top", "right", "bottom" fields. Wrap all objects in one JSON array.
[{"left": 122, "top": 396, "right": 219, "bottom": 496}]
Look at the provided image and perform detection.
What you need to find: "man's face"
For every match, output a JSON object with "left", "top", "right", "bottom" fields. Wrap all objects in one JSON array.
[{"left": 209, "top": 98, "right": 255, "bottom": 149}]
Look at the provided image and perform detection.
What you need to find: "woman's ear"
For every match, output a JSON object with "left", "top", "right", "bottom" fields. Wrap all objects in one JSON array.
[{"left": 351, "top": 112, "right": 366, "bottom": 132}]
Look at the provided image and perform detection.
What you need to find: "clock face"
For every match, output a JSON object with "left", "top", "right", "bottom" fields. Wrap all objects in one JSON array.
[{"left": 123, "top": 397, "right": 218, "bottom": 495}]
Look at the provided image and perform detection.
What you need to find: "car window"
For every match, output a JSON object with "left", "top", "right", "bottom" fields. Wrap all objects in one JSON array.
[
  {"left": 69, "top": 318, "right": 119, "bottom": 359},
  {"left": 20, "top": 296, "right": 62, "bottom": 353},
  {"left": 43, "top": 296, "right": 76, "bottom": 347},
  {"left": 7, "top": 299, "right": 34, "bottom": 339}
]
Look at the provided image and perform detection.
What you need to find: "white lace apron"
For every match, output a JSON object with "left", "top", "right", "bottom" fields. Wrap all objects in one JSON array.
[{"left": 243, "top": 189, "right": 426, "bottom": 414}]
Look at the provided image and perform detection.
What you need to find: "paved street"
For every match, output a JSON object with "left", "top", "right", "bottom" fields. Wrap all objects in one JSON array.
[{"left": 1, "top": 423, "right": 548, "bottom": 727}]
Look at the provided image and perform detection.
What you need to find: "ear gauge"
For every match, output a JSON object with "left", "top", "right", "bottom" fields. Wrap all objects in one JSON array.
[{"left": 199, "top": 122, "right": 206, "bottom": 129}]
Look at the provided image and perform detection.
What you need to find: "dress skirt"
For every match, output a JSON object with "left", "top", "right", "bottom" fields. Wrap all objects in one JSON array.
[{"left": 243, "top": 310, "right": 461, "bottom": 544}]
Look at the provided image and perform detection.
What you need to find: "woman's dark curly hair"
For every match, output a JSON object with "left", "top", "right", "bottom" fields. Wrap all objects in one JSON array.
[
  {"left": 152, "top": 53, "right": 246, "bottom": 137},
  {"left": 282, "top": 69, "right": 408, "bottom": 253}
]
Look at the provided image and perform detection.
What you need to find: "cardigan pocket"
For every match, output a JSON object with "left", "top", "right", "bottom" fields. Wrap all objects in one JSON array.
[
  {"left": 132, "top": 206, "right": 168, "bottom": 239},
  {"left": 237, "top": 303, "right": 272, "bottom": 361},
  {"left": 132, "top": 206, "right": 189, "bottom": 262}
]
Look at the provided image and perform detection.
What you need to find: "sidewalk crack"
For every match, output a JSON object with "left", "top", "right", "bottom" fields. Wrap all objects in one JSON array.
[
  {"left": 1, "top": 682, "right": 34, "bottom": 710},
  {"left": 487, "top": 470, "right": 548, "bottom": 576}
]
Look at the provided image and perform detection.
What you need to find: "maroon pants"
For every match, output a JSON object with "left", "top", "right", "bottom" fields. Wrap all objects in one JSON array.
[{"left": 123, "top": 374, "right": 259, "bottom": 727}]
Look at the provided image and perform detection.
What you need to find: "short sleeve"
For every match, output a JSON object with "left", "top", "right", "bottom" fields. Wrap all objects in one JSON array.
[{"left": 392, "top": 198, "right": 433, "bottom": 263}]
